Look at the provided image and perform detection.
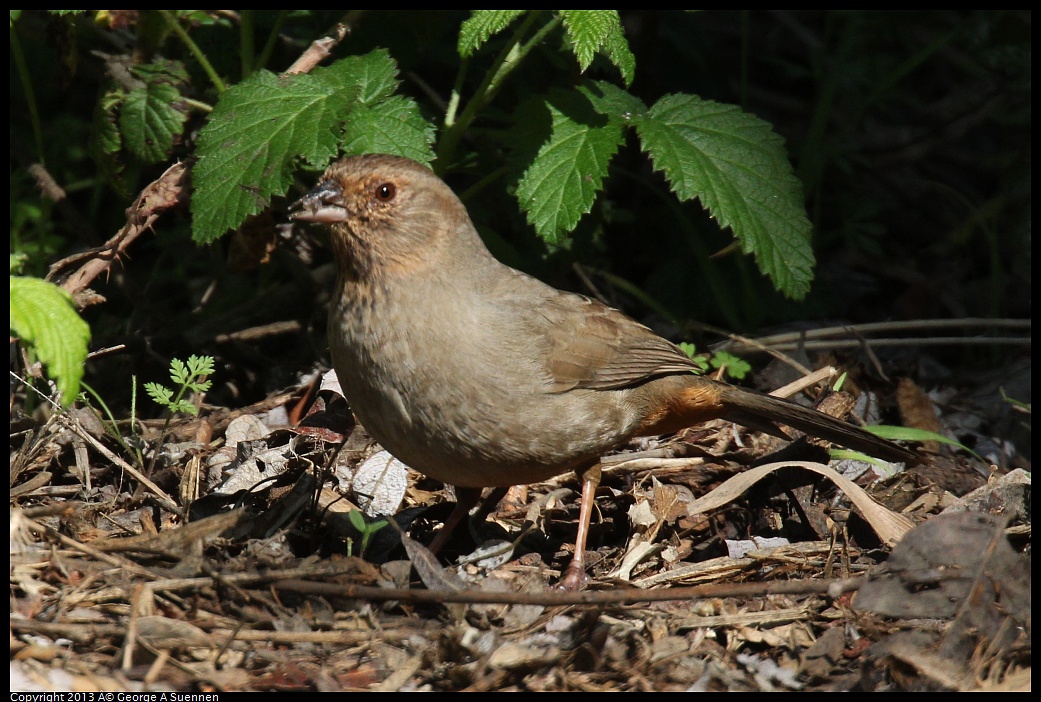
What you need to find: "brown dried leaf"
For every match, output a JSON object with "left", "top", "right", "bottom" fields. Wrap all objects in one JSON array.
[{"left": 685, "top": 460, "right": 914, "bottom": 546}]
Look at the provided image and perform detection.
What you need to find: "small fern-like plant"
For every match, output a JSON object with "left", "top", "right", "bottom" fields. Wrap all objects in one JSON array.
[{"left": 144, "top": 355, "right": 215, "bottom": 417}]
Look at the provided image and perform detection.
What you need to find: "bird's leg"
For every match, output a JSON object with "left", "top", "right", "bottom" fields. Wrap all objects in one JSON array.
[
  {"left": 426, "top": 486, "right": 483, "bottom": 555},
  {"left": 470, "top": 486, "right": 510, "bottom": 527},
  {"left": 426, "top": 485, "right": 509, "bottom": 555},
  {"left": 558, "top": 462, "right": 603, "bottom": 590}
]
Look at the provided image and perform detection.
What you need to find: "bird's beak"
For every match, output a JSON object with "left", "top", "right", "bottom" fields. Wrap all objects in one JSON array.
[{"left": 290, "top": 180, "right": 349, "bottom": 223}]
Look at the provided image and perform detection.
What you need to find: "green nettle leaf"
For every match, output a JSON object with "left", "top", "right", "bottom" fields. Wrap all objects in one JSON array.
[
  {"left": 93, "top": 90, "right": 124, "bottom": 158},
  {"left": 601, "top": 20, "right": 636, "bottom": 87},
  {"left": 91, "top": 88, "right": 130, "bottom": 197},
  {"left": 458, "top": 10, "right": 527, "bottom": 58},
  {"left": 635, "top": 94, "right": 815, "bottom": 299},
  {"left": 10, "top": 276, "right": 91, "bottom": 406},
  {"left": 193, "top": 71, "right": 353, "bottom": 243},
  {"left": 515, "top": 85, "right": 634, "bottom": 243},
  {"left": 120, "top": 80, "right": 186, "bottom": 163},
  {"left": 560, "top": 10, "right": 614, "bottom": 69},
  {"left": 514, "top": 82, "right": 644, "bottom": 243},
  {"left": 559, "top": 11, "right": 634, "bottom": 86},
  {"left": 133, "top": 59, "right": 190, "bottom": 86},
  {"left": 341, "top": 95, "right": 436, "bottom": 163},
  {"left": 192, "top": 50, "right": 435, "bottom": 244},
  {"left": 316, "top": 52, "right": 399, "bottom": 104},
  {"left": 114, "top": 60, "right": 190, "bottom": 165},
  {"left": 586, "top": 79, "right": 648, "bottom": 121}
]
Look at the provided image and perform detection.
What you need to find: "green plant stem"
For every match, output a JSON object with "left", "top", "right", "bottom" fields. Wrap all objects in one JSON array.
[
  {"left": 240, "top": 10, "right": 255, "bottom": 79},
  {"left": 130, "top": 375, "right": 138, "bottom": 438},
  {"left": 256, "top": 10, "right": 288, "bottom": 72},
  {"left": 459, "top": 164, "right": 508, "bottom": 203},
  {"left": 9, "top": 23, "right": 45, "bottom": 164},
  {"left": 443, "top": 58, "right": 469, "bottom": 129},
  {"left": 159, "top": 10, "right": 226, "bottom": 93},
  {"left": 738, "top": 11, "right": 750, "bottom": 109},
  {"left": 488, "top": 14, "right": 562, "bottom": 102},
  {"left": 144, "top": 364, "right": 206, "bottom": 476},
  {"left": 146, "top": 414, "right": 175, "bottom": 478},
  {"left": 796, "top": 13, "right": 852, "bottom": 203},
  {"left": 436, "top": 12, "right": 562, "bottom": 169},
  {"left": 80, "top": 381, "right": 143, "bottom": 468},
  {"left": 183, "top": 97, "right": 213, "bottom": 113}
]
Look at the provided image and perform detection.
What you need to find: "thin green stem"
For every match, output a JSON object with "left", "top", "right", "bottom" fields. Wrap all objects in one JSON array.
[
  {"left": 80, "top": 381, "right": 143, "bottom": 468},
  {"left": 459, "top": 164, "right": 509, "bottom": 203},
  {"left": 739, "top": 11, "right": 750, "bottom": 109},
  {"left": 436, "top": 12, "right": 562, "bottom": 170},
  {"left": 130, "top": 375, "right": 138, "bottom": 438},
  {"left": 9, "top": 23, "right": 45, "bottom": 164},
  {"left": 159, "top": 10, "right": 226, "bottom": 93},
  {"left": 443, "top": 58, "right": 469, "bottom": 129},
  {"left": 797, "top": 13, "right": 851, "bottom": 199},
  {"left": 240, "top": 10, "right": 255, "bottom": 79},
  {"left": 183, "top": 97, "right": 213, "bottom": 113},
  {"left": 256, "top": 10, "right": 289, "bottom": 71},
  {"left": 488, "top": 14, "right": 562, "bottom": 102}
]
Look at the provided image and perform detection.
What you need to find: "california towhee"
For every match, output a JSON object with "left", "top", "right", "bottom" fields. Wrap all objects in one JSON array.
[{"left": 291, "top": 154, "right": 915, "bottom": 589}]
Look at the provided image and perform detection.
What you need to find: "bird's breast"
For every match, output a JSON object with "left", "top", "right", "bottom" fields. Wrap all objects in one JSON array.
[{"left": 326, "top": 282, "right": 646, "bottom": 487}]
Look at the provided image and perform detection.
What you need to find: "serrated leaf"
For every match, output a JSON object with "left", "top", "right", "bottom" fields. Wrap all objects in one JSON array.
[
  {"left": 93, "top": 89, "right": 124, "bottom": 155},
  {"left": 10, "top": 276, "right": 90, "bottom": 406},
  {"left": 315, "top": 56, "right": 432, "bottom": 161},
  {"left": 91, "top": 88, "right": 130, "bottom": 197},
  {"left": 635, "top": 94, "right": 815, "bottom": 299},
  {"left": 120, "top": 77, "right": 188, "bottom": 164},
  {"left": 559, "top": 10, "right": 634, "bottom": 86},
  {"left": 560, "top": 10, "right": 617, "bottom": 71},
  {"left": 314, "top": 52, "right": 398, "bottom": 104},
  {"left": 192, "top": 50, "right": 434, "bottom": 244},
  {"left": 586, "top": 79, "right": 647, "bottom": 120},
  {"left": 340, "top": 95, "right": 436, "bottom": 164},
  {"left": 458, "top": 10, "right": 527, "bottom": 58},
  {"left": 131, "top": 59, "right": 190, "bottom": 86},
  {"left": 602, "top": 19, "right": 636, "bottom": 87},
  {"left": 514, "top": 82, "right": 642, "bottom": 243},
  {"left": 192, "top": 70, "right": 353, "bottom": 243}
]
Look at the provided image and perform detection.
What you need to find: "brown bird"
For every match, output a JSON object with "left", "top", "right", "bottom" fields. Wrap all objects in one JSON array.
[{"left": 291, "top": 154, "right": 914, "bottom": 589}]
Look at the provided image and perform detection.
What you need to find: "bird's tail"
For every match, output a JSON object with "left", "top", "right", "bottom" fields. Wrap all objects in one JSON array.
[{"left": 716, "top": 383, "right": 916, "bottom": 463}]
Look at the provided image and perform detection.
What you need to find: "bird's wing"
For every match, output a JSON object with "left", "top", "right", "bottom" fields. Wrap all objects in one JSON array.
[{"left": 526, "top": 287, "right": 699, "bottom": 393}]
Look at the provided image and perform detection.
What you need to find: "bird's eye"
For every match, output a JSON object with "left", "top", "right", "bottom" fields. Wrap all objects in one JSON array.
[{"left": 374, "top": 182, "right": 396, "bottom": 202}]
